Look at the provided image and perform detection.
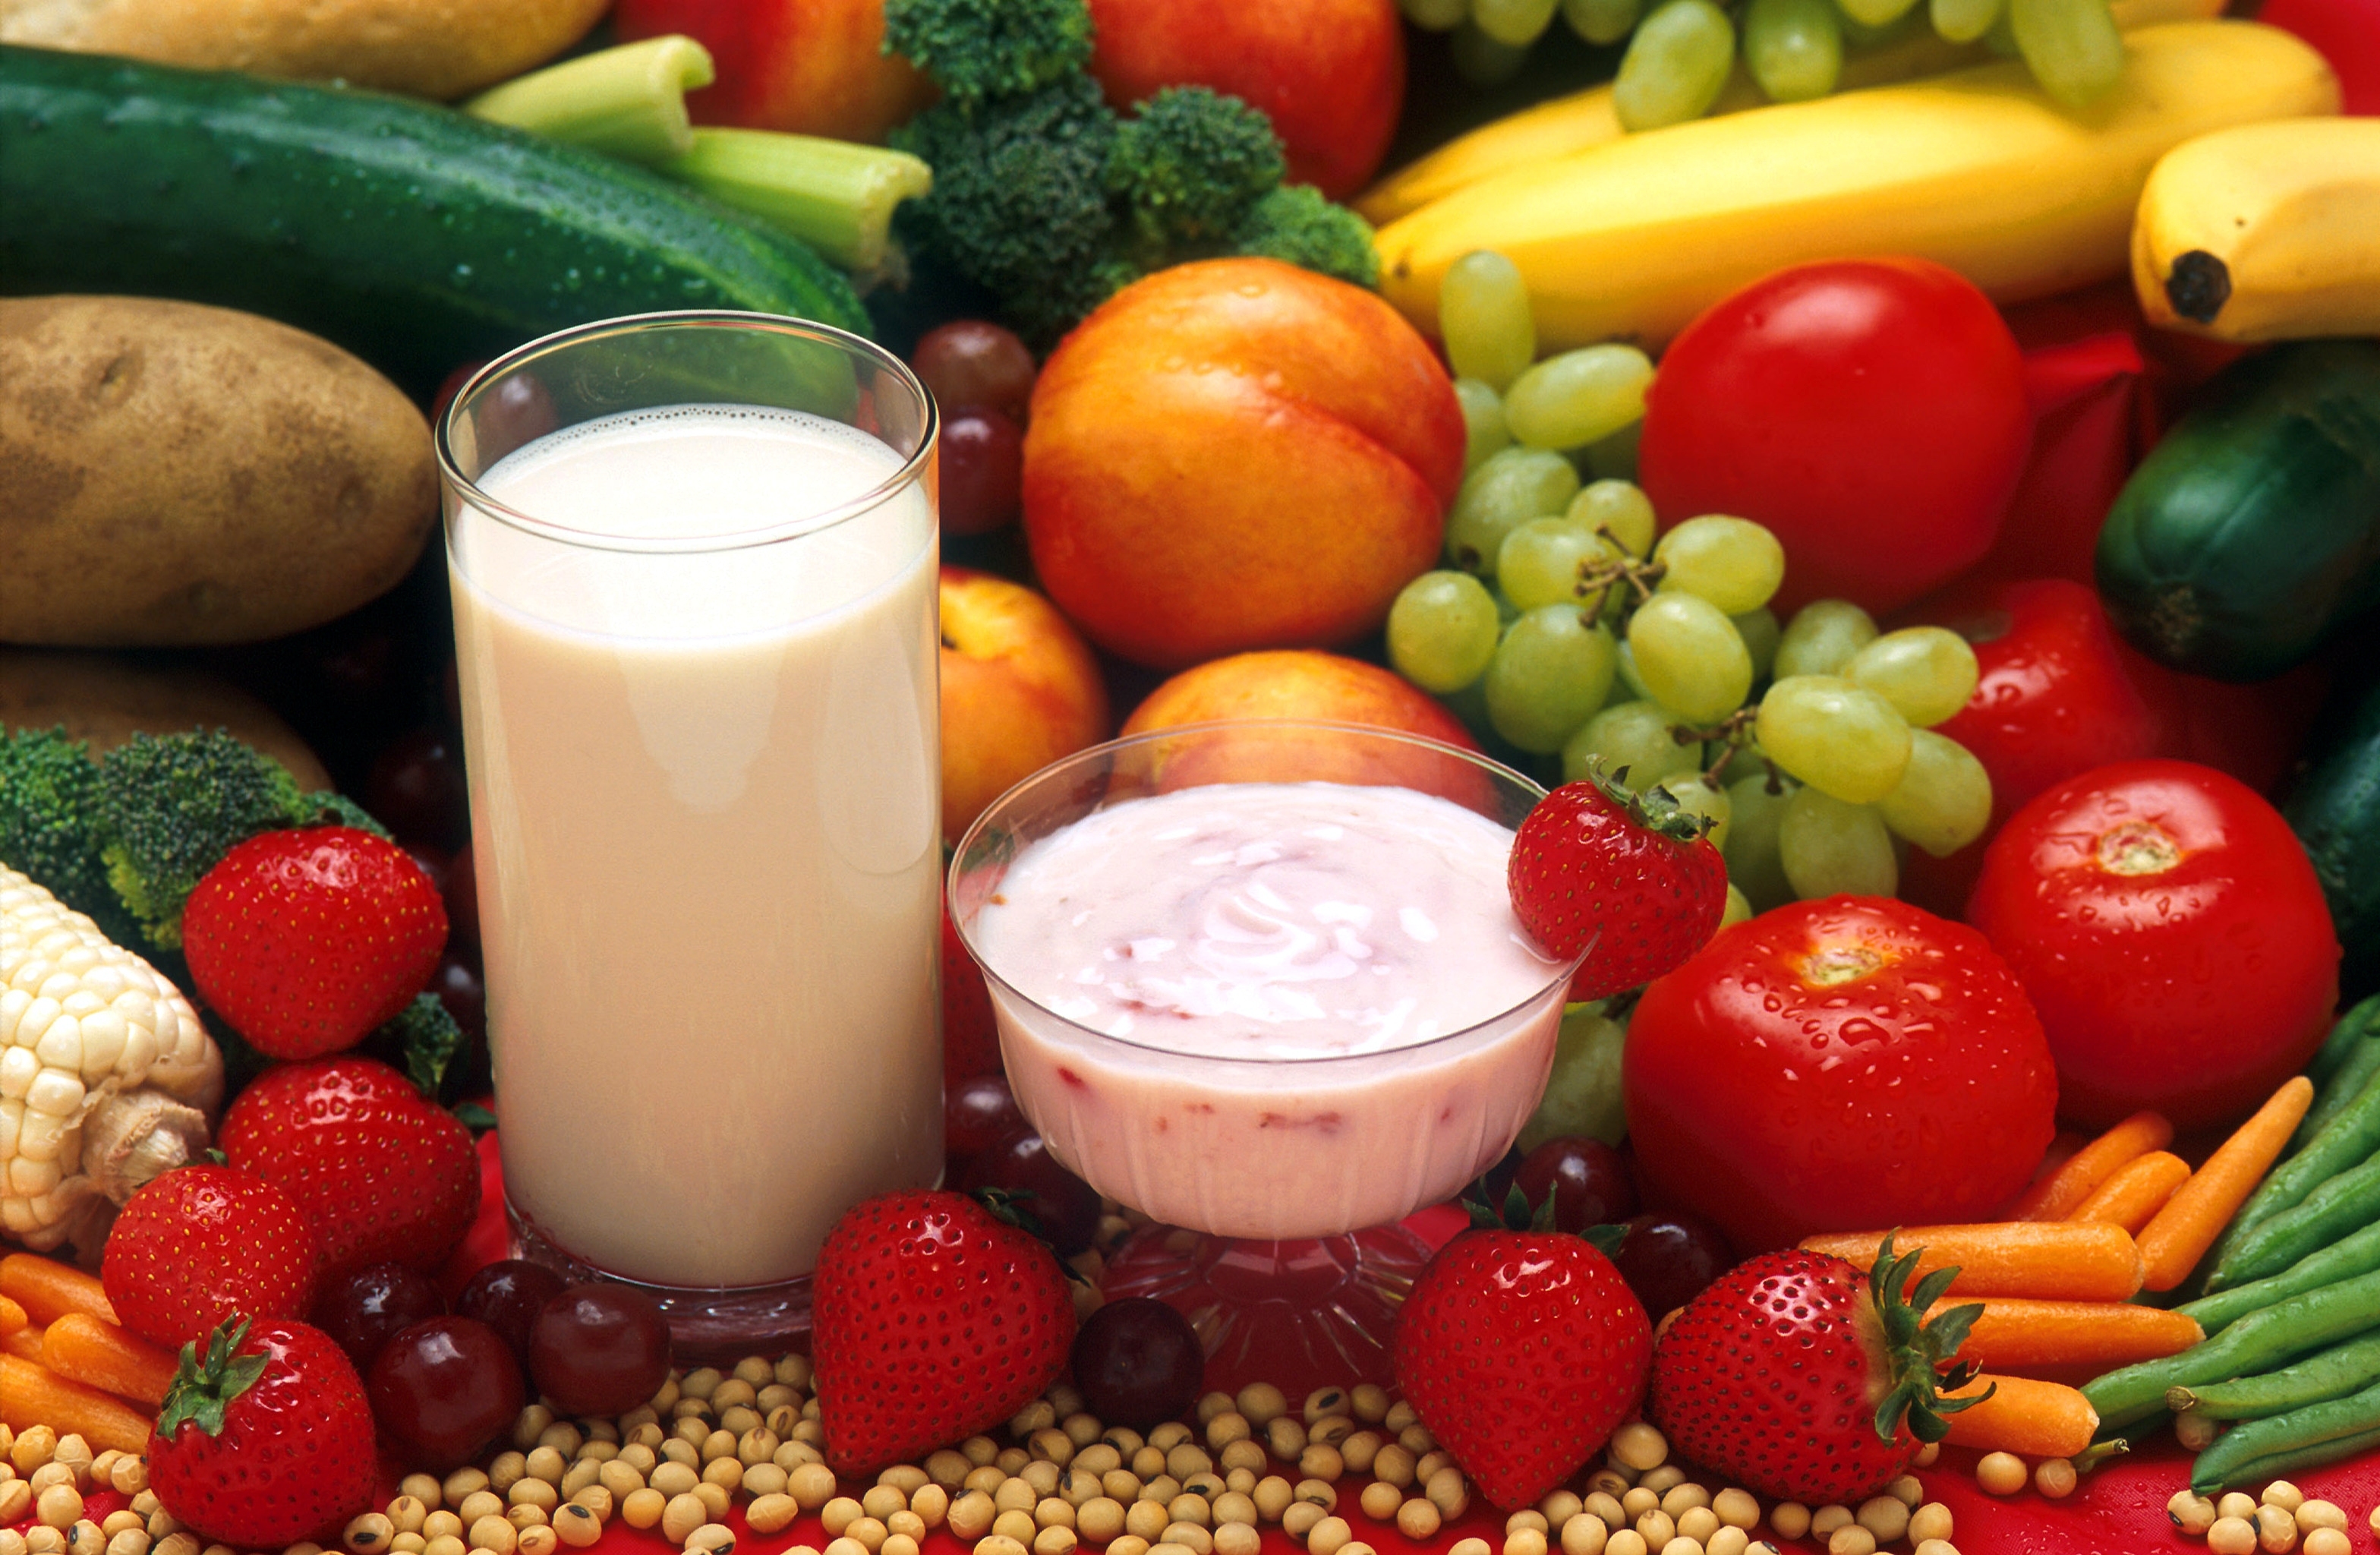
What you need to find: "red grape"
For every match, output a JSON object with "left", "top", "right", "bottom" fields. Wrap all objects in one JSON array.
[
  {"left": 455, "top": 1259, "right": 566, "bottom": 1367},
  {"left": 367, "top": 727, "right": 471, "bottom": 852},
  {"left": 528, "top": 1283, "right": 673, "bottom": 1418},
  {"left": 945, "top": 1074, "right": 1028, "bottom": 1166},
  {"left": 1515, "top": 1137, "right": 1638, "bottom": 1234},
  {"left": 432, "top": 953, "right": 485, "bottom": 1042},
  {"left": 311, "top": 1263, "right": 444, "bottom": 1376},
  {"left": 1609, "top": 1213, "right": 1733, "bottom": 1323},
  {"left": 367, "top": 1316, "right": 524, "bottom": 1470},
  {"left": 957, "top": 1131, "right": 1102, "bottom": 1257},
  {"left": 940, "top": 408, "right": 1025, "bottom": 537},
  {"left": 1071, "top": 1298, "right": 1203, "bottom": 1428},
  {"left": 444, "top": 844, "right": 480, "bottom": 954},
  {"left": 911, "top": 320, "right": 1036, "bottom": 423}
]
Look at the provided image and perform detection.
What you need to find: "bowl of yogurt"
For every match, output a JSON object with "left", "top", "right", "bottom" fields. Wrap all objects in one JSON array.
[{"left": 948, "top": 721, "right": 1581, "bottom": 1241}]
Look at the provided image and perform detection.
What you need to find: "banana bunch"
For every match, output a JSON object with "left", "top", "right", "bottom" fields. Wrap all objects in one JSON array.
[
  {"left": 1371, "top": 21, "right": 2340, "bottom": 354},
  {"left": 2133, "top": 118, "right": 2380, "bottom": 343}
]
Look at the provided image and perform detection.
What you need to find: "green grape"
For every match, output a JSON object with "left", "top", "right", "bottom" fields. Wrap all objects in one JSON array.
[
  {"left": 1388, "top": 570, "right": 1502, "bottom": 693},
  {"left": 1474, "top": 0, "right": 1562, "bottom": 45},
  {"left": 1445, "top": 447, "right": 1581, "bottom": 576},
  {"left": 1486, "top": 605, "right": 1619, "bottom": 753},
  {"left": 1773, "top": 598, "right": 1879, "bottom": 680},
  {"left": 1563, "top": 0, "right": 1644, "bottom": 43},
  {"left": 1451, "top": 20, "right": 1535, "bottom": 83},
  {"left": 1440, "top": 251, "right": 1535, "bottom": 390},
  {"left": 1720, "top": 882, "right": 1754, "bottom": 930},
  {"left": 1744, "top": 0, "right": 1842, "bottom": 100},
  {"left": 1499, "top": 519, "right": 1620, "bottom": 611},
  {"left": 1779, "top": 787, "right": 1898, "bottom": 899},
  {"left": 1756, "top": 674, "right": 1912, "bottom": 803},
  {"left": 1568, "top": 479, "right": 1658, "bottom": 559},
  {"left": 1847, "top": 626, "right": 1980, "bottom": 729},
  {"left": 1931, "top": 0, "right": 2001, "bottom": 43},
  {"left": 1613, "top": 0, "right": 1737, "bottom": 131},
  {"left": 1877, "top": 728, "right": 1994, "bottom": 858},
  {"left": 1723, "top": 770, "right": 1798, "bottom": 910},
  {"left": 1984, "top": 7, "right": 2021, "bottom": 55},
  {"left": 1838, "top": 0, "right": 1921, "bottom": 30},
  {"left": 1614, "top": 637, "right": 1655, "bottom": 703},
  {"left": 1503, "top": 345, "right": 1656, "bottom": 452},
  {"left": 1628, "top": 592, "right": 1753, "bottom": 724},
  {"left": 1564, "top": 699, "right": 1701, "bottom": 790},
  {"left": 1734, "top": 606, "right": 1782, "bottom": 684},
  {"left": 1653, "top": 514, "right": 1786, "bottom": 614},
  {"left": 1517, "top": 1001, "right": 1628, "bottom": 1151},
  {"left": 1439, "top": 673, "right": 1498, "bottom": 747},
  {"left": 1654, "top": 772, "right": 1733, "bottom": 851},
  {"left": 2010, "top": 0, "right": 2123, "bottom": 106},
  {"left": 1585, "top": 419, "right": 1642, "bottom": 482},
  {"left": 1402, "top": 0, "right": 1472, "bottom": 25},
  {"left": 1453, "top": 377, "right": 1512, "bottom": 472}
]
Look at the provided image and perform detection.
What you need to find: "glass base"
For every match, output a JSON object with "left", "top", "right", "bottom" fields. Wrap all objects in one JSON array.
[
  {"left": 508, "top": 1197, "right": 812, "bottom": 1364},
  {"left": 1100, "top": 1222, "right": 1433, "bottom": 1401}
]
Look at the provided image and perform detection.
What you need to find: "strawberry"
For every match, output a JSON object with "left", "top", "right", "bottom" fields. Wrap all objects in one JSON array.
[
  {"left": 1507, "top": 774, "right": 1729, "bottom": 1000},
  {"left": 148, "top": 1316, "right": 376, "bottom": 1543},
  {"left": 1393, "top": 1187, "right": 1652, "bottom": 1509},
  {"left": 184, "top": 825, "right": 447, "bottom": 1060},
  {"left": 102, "top": 1165, "right": 323, "bottom": 1350},
  {"left": 1647, "top": 1238, "right": 1991, "bottom": 1505},
  {"left": 220, "top": 1056, "right": 481, "bottom": 1276},
  {"left": 812, "top": 1188, "right": 1077, "bottom": 1475}
]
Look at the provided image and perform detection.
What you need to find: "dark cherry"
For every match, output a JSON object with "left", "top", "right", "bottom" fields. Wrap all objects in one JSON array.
[
  {"left": 910, "top": 320, "right": 1036, "bottom": 424},
  {"left": 432, "top": 953, "right": 486, "bottom": 1042},
  {"left": 1515, "top": 1137, "right": 1638, "bottom": 1234},
  {"left": 444, "top": 844, "right": 481, "bottom": 954},
  {"left": 956, "top": 1131, "right": 1102, "bottom": 1257},
  {"left": 1070, "top": 1297, "right": 1203, "bottom": 1428},
  {"left": 311, "top": 1262, "right": 445, "bottom": 1375},
  {"left": 528, "top": 1282, "right": 673, "bottom": 1418},
  {"left": 367, "top": 1315, "right": 524, "bottom": 1470},
  {"left": 367, "top": 727, "right": 471, "bottom": 852},
  {"left": 455, "top": 1259, "right": 567, "bottom": 1367},
  {"left": 939, "top": 408, "right": 1025, "bottom": 536},
  {"left": 945, "top": 1074, "right": 1028, "bottom": 1168},
  {"left": 1609, "top": 1212, "right": 1735, "bottom": 1323}
]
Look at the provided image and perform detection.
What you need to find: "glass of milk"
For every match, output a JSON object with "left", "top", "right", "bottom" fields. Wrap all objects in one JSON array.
[
  {"left": 437, "top": 312, "right": 941, "bottom": 1357},
  {"left": 949, "top": 721, "right": 1583, "bottom": 1394}
]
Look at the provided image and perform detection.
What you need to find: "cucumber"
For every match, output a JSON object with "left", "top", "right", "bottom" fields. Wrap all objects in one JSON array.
[
  {"left": 2287, "top": 671, "right": 2380, "bottom": 1002},
  {"left": 2094, "top": 339, "right": 2380, "bottom": 683},
  {"left": 0, "top": 46, "right": 868, "bottom": 398}
]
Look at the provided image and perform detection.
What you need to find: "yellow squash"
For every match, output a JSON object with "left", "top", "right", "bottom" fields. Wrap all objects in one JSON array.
[
  {"left": 2133, "top": 117, "right": 2380, "bottom": 342},
  {"left": 1373, "top": 21, "right": 2337, "bottom": 354}
]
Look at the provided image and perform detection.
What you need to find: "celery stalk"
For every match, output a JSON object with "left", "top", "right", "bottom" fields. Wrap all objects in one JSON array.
[
  {"left": 657, "top": 129, "right": 934, "bottom": 272},
  {"left": 464, "top": 36, "right": 715, "bottom": 165}
]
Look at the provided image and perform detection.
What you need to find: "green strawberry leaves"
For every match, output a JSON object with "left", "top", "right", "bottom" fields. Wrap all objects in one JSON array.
[
  {"left": 1865, "top": 1234, "right": 1994, "bottom": 1446},
  {"left": 156, "top": 1316, "right": 270, "bottom": 1440},
  {"left": 1457, "top": 1178, "right": 1629, "bottom": 1259}
]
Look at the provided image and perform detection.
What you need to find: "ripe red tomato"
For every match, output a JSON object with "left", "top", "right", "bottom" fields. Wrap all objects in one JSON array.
[
  {"left": 1624, "top": 897, "right": 2059, "bottom": 1254},
  {"left": 1638, "top": 258, "right": 2033, "bottom": 617},
  {"left": 1967, "top": 759, "right": 2341, "bottom": 1133}
]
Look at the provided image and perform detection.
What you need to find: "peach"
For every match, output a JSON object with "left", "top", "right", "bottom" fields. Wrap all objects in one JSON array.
[
  {"left": 1023, "top": 259, "right": 1464, "bottom": 671},
  {"left": 613, "top": 0, "right": 935, "bottom": 144},
  {"left": 1086, "top": 0, "right": 1406, "bottom": 200},
  {"left": 939, "top": 566, "right": 1111, "bottom": 844}
]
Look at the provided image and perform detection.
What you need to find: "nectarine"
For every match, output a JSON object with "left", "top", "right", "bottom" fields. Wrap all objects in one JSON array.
[
  {"left": 614, "top": 0, "right": 934, "bottom": 144},
  {"left": 939, "top": 566, "right": 1111, "bottom": 844},
  {"left": 1023, "top": 259, "right": 1465, "bottom": 670}
]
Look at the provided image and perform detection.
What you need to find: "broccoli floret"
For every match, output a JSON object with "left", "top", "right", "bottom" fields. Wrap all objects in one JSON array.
[
  {"left": 96, "top": 730, "right": 317, "bottom": 949},
  {"left": 1108, "top": 87, "right": 1285, "bottom": 255},
  {"left": 883, "top": 0, "right": 1093, "bottom": 107},
  {"left": 369, "top": 992, "right": 468, "bottom": 1101},
  {"left": 0, "top": 727, "right": 125, "bottom": 935},
  {"left": 1234, "top": 185, "right": 1381, "bottom": 289}
]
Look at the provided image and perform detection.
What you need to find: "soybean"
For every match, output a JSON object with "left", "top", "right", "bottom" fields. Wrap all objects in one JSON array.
[
  {"left": 2085, "top": 1266, "right": 2380, "bottom": 1430},
  {"left": 2187, "top": 1376, "right": 2380, "bottom": 1493},
  {"left": 2207, "top": 1152, "right": 2380, "bottom": 1292},
  {"left": 2170, "top": 1329, "right": 2380, "bottom": 1421},
  {"left": 2180, "top": 1220, "right": 2380, "bottom": 1336}
]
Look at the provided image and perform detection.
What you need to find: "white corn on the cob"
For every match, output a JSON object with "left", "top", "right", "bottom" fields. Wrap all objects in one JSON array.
[{"left": 1, "top": 863, "right": 224, "bottom": 1251}]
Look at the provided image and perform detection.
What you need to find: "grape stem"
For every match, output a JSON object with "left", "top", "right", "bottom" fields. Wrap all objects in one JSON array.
[
  {"left": 1669, "top": 708, "right": 1786, "bottom": 794},
  {"left": 1570, "top": 541, "right": 1667, "bottom": 624}
]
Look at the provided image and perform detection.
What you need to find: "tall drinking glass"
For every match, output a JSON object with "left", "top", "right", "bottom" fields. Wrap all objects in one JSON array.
[{"left": 437, "top": 312, "right": 941, "bottom": 1356}]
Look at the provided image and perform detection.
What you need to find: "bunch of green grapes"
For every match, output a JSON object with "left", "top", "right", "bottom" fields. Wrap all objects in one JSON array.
[
  {"left": 1404, "top": 0, "right": 2123, "bottom": 124},
  {"left": 1391, "top": 249, "right": 1997, "bottom": 917}
]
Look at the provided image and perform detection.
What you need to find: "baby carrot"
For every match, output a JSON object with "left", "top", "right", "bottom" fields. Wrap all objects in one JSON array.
[
  {"left": 1799, "top": 1222, "right": 2145, "bottom": 1301},
  {"left": 1940, "top": 1374, "right": 2101, "bottom": 1458},
  {"left": 1, "top": 1321, "right": 43, "bottom": 1362},
  {"left": 2011, "top": 1111, "right": 2175, "bottom": 1221},
  {"left": 0, "top": 1353, "right": 151, "bottom": 1454},
  {"left": 42, "top": 1311, "right": 177, "bottom": 1408},
  {"left": 2138, "top": 1076, "right": 2316, "bottom": 1292},
  {"left": 0, "top": 1294, "right": 24, "bottom": 1334},
  {"left": 1924, "top": 1298, "right": 2204, "bottom": 1371},
  {"left": 0, "top": 1251, "right": 118, "bottom": 1326},
  {"left": 2069, "top": 1150, "right": 2192, "bottom": 1235}
]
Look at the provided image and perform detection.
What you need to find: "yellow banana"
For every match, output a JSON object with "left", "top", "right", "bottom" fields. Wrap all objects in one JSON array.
[
  {"left": 1354, "top": 0, "right": 2223, "bottom": 225},
  {"left": 2132, "top": 118, "right": 2380, "bottom": 342},
  {"left": 1373, "top": 21, "right": 2337, "bottom": 355}
]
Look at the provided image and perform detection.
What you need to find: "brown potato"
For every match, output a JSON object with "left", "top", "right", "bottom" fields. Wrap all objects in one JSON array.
[
  {"left": 0, "top": 648, "right": 331, "bottom": 791},
  {"left": 1, "top": 295, "right": 437, "bottom": 648}
]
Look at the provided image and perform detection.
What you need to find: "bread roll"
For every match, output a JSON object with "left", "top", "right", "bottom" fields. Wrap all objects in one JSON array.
[
  {"left": 0, "top": 648, "right": 334, "bottom": 792},
  {"left": 1, "top": 0, "right": 609, "bottom": 100}
]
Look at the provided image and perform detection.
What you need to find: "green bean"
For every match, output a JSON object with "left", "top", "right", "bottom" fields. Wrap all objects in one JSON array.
[
  {"left": 2085, "top": 1266, "right": 2380, "bottom": 1430},
  {"left": 2297, "top": 996, "right": 2380, "bottom": 1149},
  {"left": 2207, "top": 1150, "right": 2380, "bottom": 1292},
  {"left": 2181, "top": 1219, "right": 2380, "bottom": 1335},
  {"left": 2307, "top": 992, "right": 2380, "bottom": 1088},
  {"left": 2207, "top": 1063, "right": 2380, "bottom": 1271},
  {"left": 2188, "top": 1377, "right": 2380, "bottom": 1493},
  {"left": 2168, "top": 1328, "right": 2380, "bottom": 1420}
]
